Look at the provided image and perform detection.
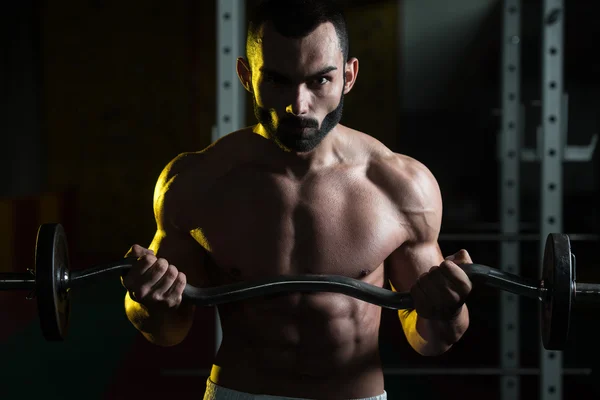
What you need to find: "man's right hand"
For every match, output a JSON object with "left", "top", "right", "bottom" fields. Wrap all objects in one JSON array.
[{"left": 122, "top": 245, "right": 188, "bottom": 312}]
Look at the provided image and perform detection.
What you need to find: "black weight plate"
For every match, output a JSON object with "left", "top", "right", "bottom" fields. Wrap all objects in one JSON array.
[
  {"left": 35, "top": 223, "right": 71, "bottom": 341},
  {"left": 541, "top": 233, "right": 573, "bottom": 351}
]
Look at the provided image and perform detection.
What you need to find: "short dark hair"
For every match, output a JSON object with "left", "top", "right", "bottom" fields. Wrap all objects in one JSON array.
[{"left": 246, "top": 0, "right": 349, "bottom": 64}]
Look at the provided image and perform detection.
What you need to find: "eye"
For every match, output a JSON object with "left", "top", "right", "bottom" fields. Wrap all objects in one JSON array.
[
  {"left": 263, "top": 74, "right": 285, "bottom": 85},
  {"left": 311, "top": 77, "right": 330, "bottom": 86}
]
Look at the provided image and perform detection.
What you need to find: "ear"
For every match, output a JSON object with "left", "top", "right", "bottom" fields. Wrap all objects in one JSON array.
[
  {"left": 236, "top": 57, "right": 253, "bottom": 93},
  {"left": 343, "top": 57, "right": 359, "bottom": 95}
]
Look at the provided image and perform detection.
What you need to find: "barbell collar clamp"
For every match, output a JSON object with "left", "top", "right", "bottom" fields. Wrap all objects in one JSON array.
[{"left": 574, "top": 282, "right": 600, "bottom": 304}]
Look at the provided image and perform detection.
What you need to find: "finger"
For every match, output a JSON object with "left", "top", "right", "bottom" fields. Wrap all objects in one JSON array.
[
  {"left": 415, "top": 266, "right": 435, "bottom": 281},
  {"left": 122, "top": 254, "right": 157, "bottom": 290},
  {"left": 410, "top": 282, "right": 429, "bottom": 315},
  {"left": 433, "top": 264, "right": 472, "bottom": 317},
  {"left": 149, "top": 264, "right": 179, "bottom": 298},
  {"left": 163, "top": 272, "right": 187, "bottom": 308},
  {"left": 430, "top": 263, "right": 465, "bottom": 304},
  {"left": 432, "top": 275, "right": 465, "bottom": 309},
  {"left": 447, "top": 249, "right": 472, "bottom": 265},
  {"left": 426, "top": 271, "right": 459, "bottom": 305},
  {"left": 137, "top": 258, "right": 170, "bottom": 298},
  {"left": 413, "top": 278, "right": 442, "bottom": 319},
  {"left": 418, "top": 266, "right": 465, "bottom": 317},
  {"left": 438, "top": 261, "right": 472, "bottom": 295},
  {"left": 164, "top": 271, "right": 187, "bottom": 295},
  {"left": 125, "top": 244, "right": 155, "bottom": 259}
]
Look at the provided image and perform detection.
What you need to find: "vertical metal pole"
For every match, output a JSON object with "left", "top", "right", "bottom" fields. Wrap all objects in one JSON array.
[
  {"left": 215, "top": 0, "right": 247, "bottom": 354},
  {"left": 540, "top": 1, "right": 564, "bottom": 399},
  {"left": 500, "top": 1, "right": 521, "bottom": 399},
  {"left": 216, "top": 0, "right": 247, "bottom": 142}
]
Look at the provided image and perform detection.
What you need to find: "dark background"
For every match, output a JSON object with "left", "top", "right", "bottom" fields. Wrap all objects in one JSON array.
[{"left": 0, "top": 0, "right": 598, "bottom": 399}]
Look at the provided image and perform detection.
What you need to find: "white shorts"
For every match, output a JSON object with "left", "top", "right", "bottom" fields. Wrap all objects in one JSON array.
[{"left": 203, "top": 378, "right": 387, "bottom": 400}]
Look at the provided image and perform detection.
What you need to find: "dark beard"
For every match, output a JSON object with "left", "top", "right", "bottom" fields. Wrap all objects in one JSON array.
[{"left": 253, "top": 91, "right": 345, "bottom": 153}]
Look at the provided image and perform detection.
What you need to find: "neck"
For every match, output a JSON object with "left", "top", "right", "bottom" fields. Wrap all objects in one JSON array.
[{"left": 253, "top": 124, "right": 345, "bottom": 178}]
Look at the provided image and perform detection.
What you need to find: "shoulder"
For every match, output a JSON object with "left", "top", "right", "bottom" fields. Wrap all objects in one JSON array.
[
  {"left": 153, "top": 128, "right": 256, "bottom": 225},
  {"left": 341, "top": 127, "right": 441, "bottom": 212},
  {"left": 155, "top": 128, "right": 256, "bottom": 198},
  {"left": 343, "top": 127, "right": 436, "bottom": 193},
  {"left": 154, "top": 152, "right": 201, "bottom": 201},
  {"left": 152, "top": 151, "right": 202, "bottom": 230},
  {"left": 373, "top": 153, "right": 440, "bottom": 201},
  {"left": 361, "top": 138, "right": 442, "bottom": 241}
]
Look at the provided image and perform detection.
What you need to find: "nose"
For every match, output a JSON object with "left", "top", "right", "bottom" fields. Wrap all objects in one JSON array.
[{"left": 285, "top": 84, "right": 310, "bottom": 116}]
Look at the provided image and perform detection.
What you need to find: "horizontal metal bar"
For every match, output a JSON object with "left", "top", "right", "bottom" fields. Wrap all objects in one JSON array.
[
  {"left": 160, "top": 367, "right": 592, "bottom": 377},
  {"left": 161, "top": 369, "right": 211, "bottom": 376},
  {"left": 446, "top": 222, "right": 538, "bottom": 231},
  {"left": 439, "top": 233, "right": 599, "bottom": 242},
  {"left": 383, "top": 368, "right": 591, "bottom": 376},
  {"left": 0, "top": 273, "right": 36, "bottom": 290}
]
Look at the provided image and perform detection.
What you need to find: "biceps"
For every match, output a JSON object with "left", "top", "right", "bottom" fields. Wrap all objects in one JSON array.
[
  {"left": 387, "top": 240, "right": 444, "bottom": 293},
  {"left": 148, "top": 229, "right": 209, "bottom": 287}
]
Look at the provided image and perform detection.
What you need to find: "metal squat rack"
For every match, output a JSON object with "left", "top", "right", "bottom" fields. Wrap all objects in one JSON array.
[{"left": 497, "top": 1, "right": 596, "bottom": 399}]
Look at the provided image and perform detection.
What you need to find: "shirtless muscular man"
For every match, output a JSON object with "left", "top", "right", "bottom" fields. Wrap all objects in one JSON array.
[{"left": 122, "top": 1, "right": 474, "bottom": 399}]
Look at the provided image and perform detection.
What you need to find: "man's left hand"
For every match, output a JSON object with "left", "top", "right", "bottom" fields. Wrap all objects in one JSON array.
[{"left": 410, "top": 249, "right": 474, "bottom": 320}]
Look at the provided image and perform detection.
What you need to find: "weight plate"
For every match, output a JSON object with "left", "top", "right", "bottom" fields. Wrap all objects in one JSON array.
[
  {"left": 35, "top": 223, "right": 71, "bottom": 341},
  {"left": 541, "top": 233, "right": 573, "bottom": 351}
]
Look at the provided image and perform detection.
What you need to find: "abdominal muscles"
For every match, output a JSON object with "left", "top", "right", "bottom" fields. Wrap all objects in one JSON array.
[{"left": 216, "top": 291, "right": 382, "bottom": 378}]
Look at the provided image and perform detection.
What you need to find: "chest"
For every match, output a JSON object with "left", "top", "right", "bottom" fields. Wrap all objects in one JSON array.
[{"left": 192, "top": 166, "right": 402, "bottom": 281}]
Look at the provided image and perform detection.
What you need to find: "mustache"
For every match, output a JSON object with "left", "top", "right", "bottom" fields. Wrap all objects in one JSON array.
[{"left": 280, "top": 117, "right": 319, "bottom": 129}]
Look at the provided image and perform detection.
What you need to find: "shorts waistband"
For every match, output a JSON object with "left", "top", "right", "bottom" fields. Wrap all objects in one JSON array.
[{"left": 203, "top": 378, "right": 387, "bottom": 400}]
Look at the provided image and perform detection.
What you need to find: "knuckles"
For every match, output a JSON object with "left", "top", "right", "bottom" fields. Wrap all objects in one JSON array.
[
  {"left": 166, "top": 296, "right": 182, "bottom": 309},
  {"left": 164, "top": 265, "right": 179, "bottom": 280},
  {"left": 125, "top": 256, "right": 183, "bottom": 310},
  {"left": 150, "top": 291, "right": 164, "bottom": 303},
  {"left": 129, "top": 244, "right": 154, "bottom": 258},
  {"left": 175, "top": 272, "right": 186, "bottom": 286},
  {"left": 419, "top": 261, "right": 472, "bottom": 294},
  {"left": 152, "top": 258, "right": 169, "bottom": 274},
  {"left": 439, "top": 260, "right": 455, "bottom": 270},
  {"left": 137, "top": 254, "right": 157, "bottom": 267}
]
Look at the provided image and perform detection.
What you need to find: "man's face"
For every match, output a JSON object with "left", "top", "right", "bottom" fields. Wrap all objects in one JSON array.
[{"left": 248, "top": 22, "right": 347, "bottom": 153}]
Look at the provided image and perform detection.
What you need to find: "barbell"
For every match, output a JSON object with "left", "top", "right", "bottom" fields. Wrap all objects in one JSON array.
[{"left": 0, "top": 223, "right": 597, "bottom": 350}]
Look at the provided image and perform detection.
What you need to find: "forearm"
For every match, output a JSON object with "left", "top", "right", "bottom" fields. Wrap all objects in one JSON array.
[
  {"left": 124, "top": 292, "right": 195, "bottom": 347},
  {"left": 400, "top": 305, "right": 469, "bottom": 356}
]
